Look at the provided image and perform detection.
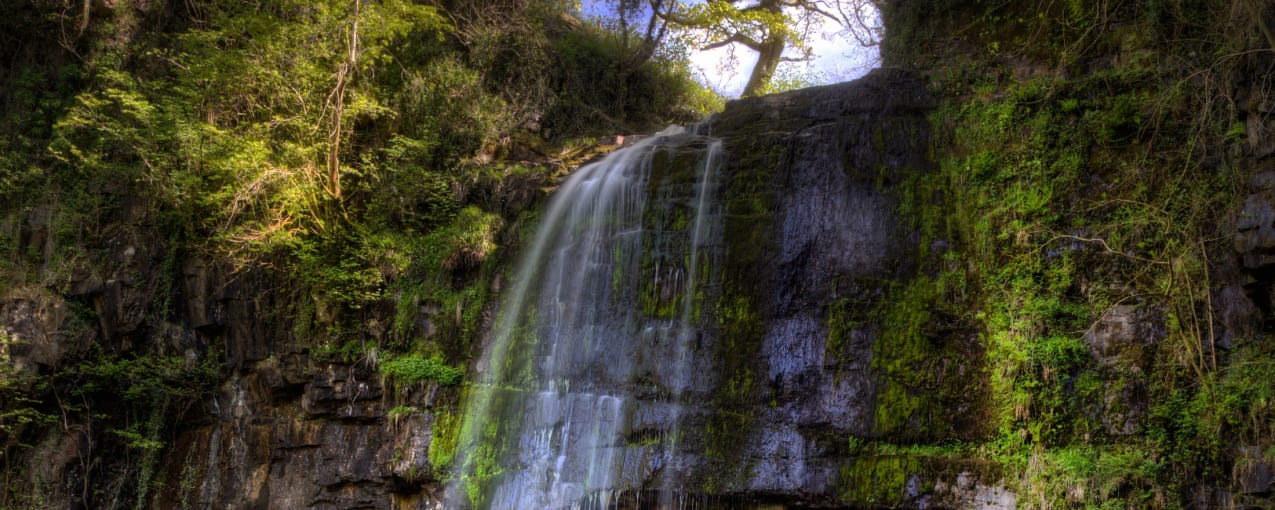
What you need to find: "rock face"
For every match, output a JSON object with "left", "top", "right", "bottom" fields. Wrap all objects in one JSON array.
[
  {"left": 693, "top": 68, "right": 952, "bottom": 499},
  {"left": 449, "top": 67, "right": 999, "bottom": 508},
  {"left": 0, "top": 68, "right": 1009, "bottom": 510},
  {"left": 153, "top": 359, "right": 430, "bottom": 510},
  {"left": 687, "top": 68, "right": 1003, "bottom": 507}
]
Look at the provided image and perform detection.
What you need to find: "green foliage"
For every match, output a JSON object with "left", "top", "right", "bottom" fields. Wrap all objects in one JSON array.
[
  {"left": 463, "top": 9, "right": 721, "bottom": 138},
  {"left": 0, "top": 0, "right": 725, "bottom": 506},
  {"left": 1017, "top": 445, "right": 1163, "bottom": 508},
  {"left": 0, "top": 3, "right": 83, "bottom": 205},
  {"left": 548, "top": 28, "right": 720, "bottom": 134},
  {"left": 916, "top": 64, "right": 1232, "bottom": 450},
  {"left": 380, "top": 354, "right": 464, "bottom": 386},
  {"left": 71, "top": 345, "right": 221, "bottom": 404},
  {"left": 662, "top": 0, "right": 878, "bottom": 96},
  {"left": 111, "top": 425, "right": 166, "bottom": 452},
  {"left": 881, "top": 0, "right": 1270, "bottom": 504},
  {"left": 441, "top": 207, "right": 504, "bottom": 271},
  {"left": 377, "top": 56, "right": 509, "bottom": 169},
  {"left": 0, "top": 332, "right": 57, "bottom": 441},
  {"left": 294, "top": 232, "right": 386, "bottom": 311},
  {"left": 678, "top": 0, "right": 797, "bottom": 44},
  {"left": 1, "top": 0, "right": 718, "bottom": 336},
  {"left": 755, "top": 63, "right": 819, "bottom": 95},
  {"left": 387, "top": 405, "right": 417, "bottom": 419},
  {"left": 313, "top": 339, "right": 372, "bottom": 363}
]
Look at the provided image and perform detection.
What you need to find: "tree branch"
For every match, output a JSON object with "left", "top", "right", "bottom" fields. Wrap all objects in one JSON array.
[
  {"left": 704, "top": 33, "right": 762, "bottom": 50},
  {"left": 776, "top": 0, "right": 843, "bottom": 24}
]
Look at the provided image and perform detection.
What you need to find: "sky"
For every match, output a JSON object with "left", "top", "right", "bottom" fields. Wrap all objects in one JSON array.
[{"left": 579, "top": 1, "right": 881, "bottom": 98}]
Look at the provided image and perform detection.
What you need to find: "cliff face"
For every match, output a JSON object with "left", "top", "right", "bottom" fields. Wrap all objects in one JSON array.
[
  {"left": 875, "top": 1, "right": 1275, "bottom": 507},
  {"left": 445, "top": 68, "right": 975, "bottom": 509},
  {"left": 1, "top": 67, "right": 994, "bottom": 509},
  {"left": 4, "top": 1, "right": 1275, "bottom": 509},
  {"left": 0, "top": 219, "right": 427, "bottom": 508}
]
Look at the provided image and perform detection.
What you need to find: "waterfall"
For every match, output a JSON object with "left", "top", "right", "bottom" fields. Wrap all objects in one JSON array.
[
  {"left": 447, "top": 127, "right": 723, "bottom": 509},
  {"left": 659, "top": 137, "right": 721, "bottom": 506}
]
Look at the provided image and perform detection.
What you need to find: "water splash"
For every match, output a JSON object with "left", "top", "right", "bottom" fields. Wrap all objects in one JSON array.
[{"left": 447, "top": 127, "right": 723, "bottom": 509}]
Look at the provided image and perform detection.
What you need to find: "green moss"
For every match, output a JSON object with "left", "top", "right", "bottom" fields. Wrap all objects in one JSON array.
[
  {"left": 868, "top": 273, "right": 986, "bottom": 441},
  {"left": 453, "top": 387, "right": 531, "bottom": 508},
  {"left": 498, "top": 306, "right": 540, "bottom": 387},
  {"left": 716, "top": 295, "right": 760, "bottom": 400},
  {"left": 429, "top": 407, "right": 461, "bottom": 474},
  {"left": 826, "top": 298, "right": 856, "bottom": 361},
  {"left": 640, "top": 143, "right": 719, "bottom": 320},
  {"left": 701, "top": 294, "right": 763, "bottom": 487},
  {"left": 877, "top": 0, "right": 1271, "bottom": 498},
  {"left": 838, "top": 455, "right": 922, "bottom": 506}
]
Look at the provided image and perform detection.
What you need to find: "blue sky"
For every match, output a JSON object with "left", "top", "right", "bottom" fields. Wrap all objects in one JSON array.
[{"left": 578, "top": 1, "right": 881, "bottom": 97}]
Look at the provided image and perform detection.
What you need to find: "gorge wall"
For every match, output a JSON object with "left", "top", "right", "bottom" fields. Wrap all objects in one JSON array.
[
  {"left": 3, "top": 1, "right": 1275, "bottom": 509},
  {"left": 4, "top": 67, "right": 994, "bottom": 509}
]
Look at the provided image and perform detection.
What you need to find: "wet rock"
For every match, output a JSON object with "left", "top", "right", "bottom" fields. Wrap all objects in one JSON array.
[
  {"left": 302, "top": 362, "right": 385, "bottom": 419},
  {"left": 255, "top": 353, "right": 312, "bottom": 396},
  {"left": 17, "top": 430, "right": 87, "bottom": 510},
  {"left": 19, "top": 205, "right": 55, "bottom": 266},
  {"left": 155, "top": 353, "right": 443, "bottom": 509},
  {"left": 181, "top": 257, "right": 224, "bottom": 330},
  {"left": 931, "top": 472, "right": 1017, "bottom": 510},
  {"left": 1083, "top": 304, "right": 1165, "bottom": 368},
  {"left": 388, "top": 414, "right": 436, "bottom": 482},
  {"left": 1235, "top": 162, "right": 1275, "bottom": 327},
  {"left": 160, "top": 419, "right": 415, "bottom": 509},
  {"left": 0, "top": 288, "right": 90, "bottom": 373},
  {"left": 1215, "top": 285, "right": 1259, "bottom": 349},
  {"left": 1236, "top": 186, "right": 1275, "bottom": 268},
  {"left": 1235, "top": 446, "right": 1274, "bottom": 495},
  {"left": 689, "top": 68, "right": 994, "bottom": 504},
  {"left": 1100, "top": 380, "right": 1148, "bottom": 436}
]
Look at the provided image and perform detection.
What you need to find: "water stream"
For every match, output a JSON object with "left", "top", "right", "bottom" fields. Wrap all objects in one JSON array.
[{"left": 448, "top": 127, "right": 723, "bottom": 509}]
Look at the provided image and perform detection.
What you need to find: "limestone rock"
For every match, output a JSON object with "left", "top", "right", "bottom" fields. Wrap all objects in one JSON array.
[{"left": 1083, "top": 304, "right": 1165, "bottom": 368}]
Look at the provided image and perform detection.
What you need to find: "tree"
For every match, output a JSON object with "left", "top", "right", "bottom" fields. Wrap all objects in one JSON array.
[
  {"left": 614, "top": 0, "right": 677, "bottom": 67},
  {"left": 617, "top": 0, "right": 881, "bottom": 97}
]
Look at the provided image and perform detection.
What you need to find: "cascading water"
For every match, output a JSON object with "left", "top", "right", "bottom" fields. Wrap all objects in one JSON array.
[
  {"left": 659, "top": 133, "right": 720, "bottom": 508},
  {"left": 448, "top": 127, "right": 723, "bottom": 509}
]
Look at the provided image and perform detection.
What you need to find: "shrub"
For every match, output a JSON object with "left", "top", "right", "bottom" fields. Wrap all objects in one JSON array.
[{"left": 380, "top": 354, "right": 464, "bottom": 386}]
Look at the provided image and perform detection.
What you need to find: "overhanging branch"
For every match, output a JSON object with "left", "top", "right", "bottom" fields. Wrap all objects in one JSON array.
[{"left": 703, "top": 33, "right": 763, "bottom": 51}]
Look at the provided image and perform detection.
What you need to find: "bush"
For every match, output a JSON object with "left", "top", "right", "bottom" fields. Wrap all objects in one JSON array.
[{"left": 380, "top": 354, "right": 464, "bottom": 386}]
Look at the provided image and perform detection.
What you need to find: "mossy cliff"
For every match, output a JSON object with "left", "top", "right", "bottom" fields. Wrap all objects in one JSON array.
[
  {"left": 0, "top": 1, "right": 714, "bottom": 508},
  {"left": 864, "top": 0, "right": 1275, "bottom": 507},
  {"left": 0, "top": 0, "right": 1273, "bottom": 508}
]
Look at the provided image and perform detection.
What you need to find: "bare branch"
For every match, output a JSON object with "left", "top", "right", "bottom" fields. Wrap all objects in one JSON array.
[{"left": 776, "top": 0, "right": 843, "bottom": 24}]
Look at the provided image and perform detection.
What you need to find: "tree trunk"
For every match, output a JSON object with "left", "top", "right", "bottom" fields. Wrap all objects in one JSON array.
[
  {"left": 740, "top": 0, "right": 784, "bottom": 97},
  {"left": 741, "top": 34, "right": 784, "bottom": 97}
]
